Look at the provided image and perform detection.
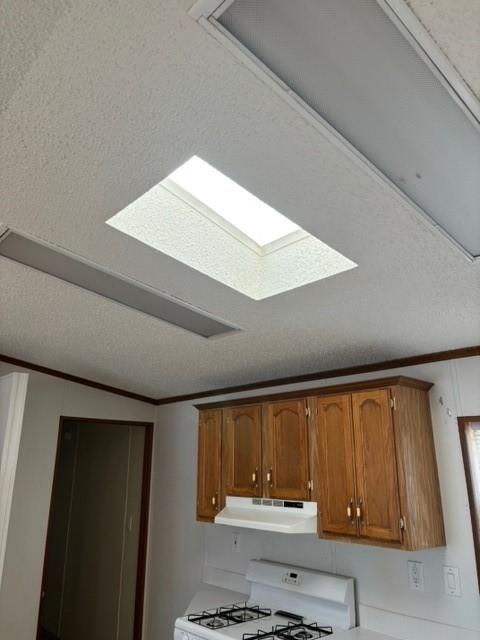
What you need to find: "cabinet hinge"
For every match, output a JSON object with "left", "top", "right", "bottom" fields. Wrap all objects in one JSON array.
[
  {"left": 390, "top": 397, "right": 397, "bottom": 410},
  {"left": 400, "top": 516, "right": 406, "bottom": 530}
]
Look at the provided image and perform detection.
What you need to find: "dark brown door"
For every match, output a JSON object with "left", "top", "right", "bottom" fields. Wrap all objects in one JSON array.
[
  {"left": 352, "top": 389, "right": 402, "bottom": 542},
  {"left": 316, "top": 395, "right": 358, "bottom": 537},
  {"left": 264, "top": 399, "right": 309, "bottom": 500},
  {"left": 197, "top": 409, "right": 222, "bottom": 521},
  {"left": 223, "top": 405, "right": 262, "bottom": 497}
]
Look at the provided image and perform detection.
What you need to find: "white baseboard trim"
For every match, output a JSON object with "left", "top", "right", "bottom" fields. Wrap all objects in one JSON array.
[{"left": 359, "top": 604, "right": 480, "bottom": 640}]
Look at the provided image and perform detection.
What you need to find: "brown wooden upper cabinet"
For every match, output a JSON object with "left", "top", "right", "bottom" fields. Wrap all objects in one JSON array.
[
  {"left": 316, "top": 394, "right": 357, "bottom": 537},
  {"left": 313, "top": 380, "right": 445, "bottom": 550},
  {"left": 196, "top": 376, "right": 445, "bottom": 550},
  {"left": 197, "top": 409, "right": 222, "bottom": 522},
  {"left": 264, "top": 399, "right": 310, "bottom": 500},
  {"left": 223, "top": 405, "right": 262, "bottom": 497}
]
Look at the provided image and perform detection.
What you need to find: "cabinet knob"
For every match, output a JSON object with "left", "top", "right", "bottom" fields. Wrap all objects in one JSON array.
[
  {"left": 252, "top": 468, "right": 259, "bottom": 487},
  {"left": 347, "top": 498, "right": 355, "bottom": 524},
  {"left": 356, "top": 498, "right": 363, "bottom": 524},
  {"left": 266, "top": 467, "right": 273, "bottom": 487}
]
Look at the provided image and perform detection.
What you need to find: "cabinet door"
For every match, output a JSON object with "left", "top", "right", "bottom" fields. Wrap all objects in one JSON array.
[
  {"left": 316, "top": 395, "right": 358, "bottom": 536},
  {"left": 223, "top": 406, "right": 262, "bottom": 497},
  {"left": 352, "top": 390, "right": 402, "bottom": 542},
  {"left": 197, "top": 409, "right": 222, "bottom": 521},
  {"left": 265, "top": 399, "right": 309, "bottom": 500}
]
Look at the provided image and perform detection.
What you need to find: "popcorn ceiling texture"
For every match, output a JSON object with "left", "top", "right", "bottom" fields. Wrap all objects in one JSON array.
[
  {"left": 107, "top": 185, "right": 356, "bottom": 299},
  {"left": 406, "top": 0, "right": 480, "bottom": 99},
  {"left": 0, "top": 0, "right": 479, "bottom": 397}
]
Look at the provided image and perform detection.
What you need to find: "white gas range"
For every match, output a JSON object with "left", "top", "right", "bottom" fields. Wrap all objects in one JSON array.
[{"left": 174, "top": 560, "right": 355, "bottom": 640}]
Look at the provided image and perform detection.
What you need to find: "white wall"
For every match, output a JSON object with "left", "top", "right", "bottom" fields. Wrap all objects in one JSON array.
[
  {"left": 148, "top": 357, "right": 480, "bottom": 639},
  {"left": 0, "top": 363, "right": 154, "bottom": 640}
]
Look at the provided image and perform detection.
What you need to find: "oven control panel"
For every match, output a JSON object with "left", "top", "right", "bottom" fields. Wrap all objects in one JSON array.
[{"left": 282, "top": 570, "right": 302, "bottom": 586}]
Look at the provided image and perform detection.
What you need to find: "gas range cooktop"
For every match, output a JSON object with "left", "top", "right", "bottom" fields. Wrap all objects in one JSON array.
[
  {"left": 174, "top": 560, "right": 355, "bottom": 639},
  {"left": 243, "top": 621, "right": 333, "bottom": 639},
  {"left": 186, "top": 603, "right": 333, "bottom": 639},
  {"left": 187, "top": 604, "right": 271, "bottom": 630}
]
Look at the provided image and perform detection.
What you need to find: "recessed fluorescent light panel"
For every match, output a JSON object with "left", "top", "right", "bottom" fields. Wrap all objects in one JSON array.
[
  {"left": 193, "top": 0, "right": 480, "bottom": 257},
  {"left": 107, "top": 156, "right": 356, "bottom": 300},
  {"left": 0, "top": 231, "right": 237, "bottom": 338}
]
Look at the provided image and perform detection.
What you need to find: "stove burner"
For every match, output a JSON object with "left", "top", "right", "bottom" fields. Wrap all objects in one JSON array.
[
  {"left": 274, "top": 622, "right": 333, "bottom": 639},
  {"left": 188, "top": 603, "right": 271, "bottom": 630},
  {"left": 205, "top": 618, "right": 223, "bottom": 628}
]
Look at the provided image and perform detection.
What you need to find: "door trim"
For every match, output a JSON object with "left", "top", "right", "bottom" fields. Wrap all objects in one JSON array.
[{"left": 37, "top": 416, "right": 154, "bottom": 640}]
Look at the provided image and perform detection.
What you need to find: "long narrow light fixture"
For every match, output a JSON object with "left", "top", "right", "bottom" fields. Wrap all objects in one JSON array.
[{"left": 0, "top": 231, "right": 238, "bottom": 338}]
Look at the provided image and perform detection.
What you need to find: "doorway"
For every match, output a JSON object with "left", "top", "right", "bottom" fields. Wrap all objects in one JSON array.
[{"left": 37, "top": 417, "right": 153, "bottom": 640}]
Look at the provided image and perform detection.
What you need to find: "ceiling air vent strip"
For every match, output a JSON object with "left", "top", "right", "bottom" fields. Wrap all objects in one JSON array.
[{"left": 0, "top": 231, "right": 238, "bottom": 338}]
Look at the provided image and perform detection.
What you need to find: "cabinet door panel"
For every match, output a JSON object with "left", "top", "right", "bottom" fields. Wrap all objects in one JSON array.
[
  {"left": 352, "top": 390, "right": 402, "bottom": 542},
  {"left": 317, "top": 395, "right": 358, "bottom": 536},
  {"left": 265, "top": 400, "right": 309, "bottom": 500},
  {"left": 197, "top": 410, "right": 222, "bottom": 521},
  {"left": 223, "top": 406, "right": 262, "bottom": 497}
]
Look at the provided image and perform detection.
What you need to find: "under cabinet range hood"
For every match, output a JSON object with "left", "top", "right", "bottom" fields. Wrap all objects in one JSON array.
[{"left": 214, "top": 497, "right": 317, "bottom": 533}]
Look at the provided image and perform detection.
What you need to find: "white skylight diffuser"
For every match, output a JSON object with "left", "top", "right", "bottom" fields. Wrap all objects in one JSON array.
[
  {"left": 166, "top": 155, "right": 300, "bottom": 247},
  {"left": 106, "top": 155, "right": 357, "bottom": 300}
]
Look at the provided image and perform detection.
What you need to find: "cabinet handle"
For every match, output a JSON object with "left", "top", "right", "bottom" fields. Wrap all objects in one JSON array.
[
  {"left": 252, "top": 467, "right": 259, "bottom": 487},
  {"left": 211, "top": 494, "right": 217, "bottom": 508},
  {"left": 356, "top": 498, "right": 363, "bottom": 523},
  {"left": 266, "top": 467, "right": 273, "bottom": 487},
  {"left": 347, "top": 498, "right": 355, "bottom": 525}
]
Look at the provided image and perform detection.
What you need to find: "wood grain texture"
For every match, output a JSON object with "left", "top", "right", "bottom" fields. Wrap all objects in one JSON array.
[
  {"left": 196, "top": 409, "right": 222, "bottom": 522},
  {"left": 264, "top": 399, "right": 309, "bottom": 500},
  {"left": 194, "top": 376, "right": 432, "bottom": 410},
  {"left": 458, "top": 417, "right": 480, "bottom": 591},
  {"left": 316, "top": 395, "right": 358, "bottom": 537},
  {"left": 392, "top": 385, "right": 445, "bottom": 550},
  {"left": 223, "top": 405, "right": 262, "bottom": 498},
  {"left": 352, "top": 389, "right": 402, "bottom": 542}
]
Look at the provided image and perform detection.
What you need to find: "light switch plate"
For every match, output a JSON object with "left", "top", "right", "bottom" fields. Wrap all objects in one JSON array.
[
  {"left": 408, "top": 560, "right": 424, "bottom": 591},
  {"left": 443, "top": 566, "right": 461, "bottom": 596}
]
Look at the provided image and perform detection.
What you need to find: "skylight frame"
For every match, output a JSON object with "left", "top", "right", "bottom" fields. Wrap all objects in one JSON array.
[
  {"left": 188, "top": 0, "right": 479, "bottom": 262},
  {"left": 162, "top": 155, "right": 305, "bottom": 254},
  {"left": 161, "top": 177, "right": 309, "bottom": 256}
]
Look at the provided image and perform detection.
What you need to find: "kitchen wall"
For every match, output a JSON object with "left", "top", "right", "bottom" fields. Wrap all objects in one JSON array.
[
  {"left": 0, "top": 363, "right": 154, "bottom": 640},
  {"left": 147, "top": 357, "right": 480, "bottom": 640}
]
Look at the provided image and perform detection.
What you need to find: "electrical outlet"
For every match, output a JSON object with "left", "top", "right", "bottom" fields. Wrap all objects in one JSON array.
[
  {"left": 443, "top": 566, "right": 461, "bottom": 597},
  {"left": 232, "top": 532, "right": 240, "bottom": 553},
  {"left": 408, "top": 560, "right": 424, "bottom": 592}
]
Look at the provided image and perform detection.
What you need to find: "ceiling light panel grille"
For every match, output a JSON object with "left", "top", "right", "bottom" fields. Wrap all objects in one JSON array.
[
  {"left": 0, "top": 232, "right": 238, "bottom": 338},
  {"left": 213, "top": 0, "right": 480, "bottom": 257}
]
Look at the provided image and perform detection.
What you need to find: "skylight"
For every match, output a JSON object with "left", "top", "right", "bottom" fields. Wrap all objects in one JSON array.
[
  {"left": 106, "top": 156, "right": 357, "bottom": 299},
  {"left": 164, "top": 155, "right": 300, "bottom": 248}
]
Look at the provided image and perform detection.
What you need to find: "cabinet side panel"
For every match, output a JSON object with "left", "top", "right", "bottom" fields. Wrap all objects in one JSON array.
[{"left": 393, "top": 386, "right": 445, "bottom": 550}]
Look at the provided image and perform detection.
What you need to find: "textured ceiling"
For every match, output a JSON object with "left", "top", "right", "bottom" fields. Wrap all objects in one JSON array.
[
  {"left": 1, "top": 0, "right": 479, "bottom": 398},
  {"left": 406, "top": 0, "right": 480, "bottom": 99}
]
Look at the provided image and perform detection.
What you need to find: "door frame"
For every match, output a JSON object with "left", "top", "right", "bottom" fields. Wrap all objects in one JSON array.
[{"left": 37, "top": 416, "right": 154, "bottom": 640}]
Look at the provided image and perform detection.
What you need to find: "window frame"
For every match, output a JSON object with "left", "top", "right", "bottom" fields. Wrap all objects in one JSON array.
[{"left": 458, "top": 416, "right": 480, "bottom": 591}]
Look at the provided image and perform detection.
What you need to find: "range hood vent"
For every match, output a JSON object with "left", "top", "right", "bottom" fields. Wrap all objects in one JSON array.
[
  {"left": 214, "top": 497, "right": 317, "bottom": 534},
  {"left": 0, "top": 230, "right": 238, "bottom": 338}
]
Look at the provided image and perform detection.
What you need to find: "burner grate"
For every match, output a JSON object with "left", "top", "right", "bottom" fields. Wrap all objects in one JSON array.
[
  {"left": 242, "top": 622, "right": 333, "bottom": 640},
  {"left": 275, "top": 622, "right": 334, "bottom": 639},
  {"left": 188, "top": 603, "right": 271, "bottom": 629}
]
